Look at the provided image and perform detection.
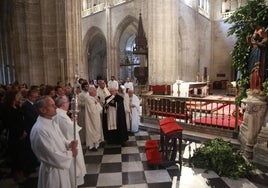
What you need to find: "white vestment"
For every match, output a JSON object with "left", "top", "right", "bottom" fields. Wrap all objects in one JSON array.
[
  {"left": 124, "top": 94, "right": 140, "bottom": 132},
  {"left": 124, "top": 82, "right": 134, "bottom": 93},
  {"left": 84, "top": 95, "right": 104, "bottom": 148},
  {"left": 77, "top": 91, "right": 89, "bottom": 144},
  {"left": 105, "top": 95, "right": 117, "bottom": 130},
  {"left": 108, "top": 80, "right": 119, "bottom": 90},
  {"left": 30, "top": 116, "right": 73, "bottom": 188},
  {"left": 96, "top": 87, "right": 110, "bottom": 105},
  {"left": 54, "top": 108, "right": 86, "bottom": 187}
]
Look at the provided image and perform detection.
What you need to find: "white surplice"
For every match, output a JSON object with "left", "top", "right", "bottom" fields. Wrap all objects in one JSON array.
[
  {"left": 30, "top": 116, "right": 73, "bottom": 188},
  {"left": 105, "top": 95, "right": 117, "bottom": 130},
  {"left": 124, "top": 94, "right": 140, "bottom": 132},
  {"left": 96, "top": 87, "right": 110, "bottom": 105},
  {"left": 84, "top": 95, "right": 104, "bottom": 149},
  {"left": 123, "top": 81, "right": 134, "bottom": 93},
  {"left": 107, "top": 80, "right": 119, "bottom": 90},
  {"left": 54, "top": 108, "right": 86, "bottom": 187}
]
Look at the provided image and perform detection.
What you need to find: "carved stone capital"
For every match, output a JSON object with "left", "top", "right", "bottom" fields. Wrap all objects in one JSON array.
[
  {"left": 242, "top": 92, "right": 267, "bottom": 114},
  {"left": 243, "top": 102, "right": 266, "bottom": 114}
]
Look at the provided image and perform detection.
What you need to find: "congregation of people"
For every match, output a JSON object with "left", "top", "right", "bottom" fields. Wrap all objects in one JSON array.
[{"left": 0, "top": 76, "right": 140, "bottom": 187}]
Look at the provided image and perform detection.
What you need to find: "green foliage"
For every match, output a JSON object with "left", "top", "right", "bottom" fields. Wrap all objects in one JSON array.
[
  {"left": 225, "top": 0, "right": 268, "bottom": 103},
  {"left": 263, "top": 78, "right": 268, "bottom": 96},
  {"left": 190, "top": 138, "right": 255, "bottom": 179}
]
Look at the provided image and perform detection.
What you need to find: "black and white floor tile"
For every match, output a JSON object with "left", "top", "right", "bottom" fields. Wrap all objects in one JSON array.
[{"left": 1, "top": 129, "right": 268, "bottom": 188}]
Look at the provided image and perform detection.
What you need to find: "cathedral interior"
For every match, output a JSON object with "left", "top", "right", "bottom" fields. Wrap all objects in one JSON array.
[
  {"left": 1, "top": 0, "right": 268, "bottom": 187},
  {"left": 1, "top": 0, "right": 240, "bottom": 86}
]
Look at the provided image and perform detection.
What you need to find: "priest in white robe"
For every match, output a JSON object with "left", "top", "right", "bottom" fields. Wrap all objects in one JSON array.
[
  {"left": 84, "top": 87, "right": 104, "bottom": 150},
  {"left": 30, "top": 96, "right": 78, "bottom": 188},
  {"left": 96, "top": 79, "right": 110, "bottom": 106},
  {"left": 123, "top": 77, "right": 134, "bottom": 93},
  {"left": 54, "top": 96, "right": 86, "bottom": 187},
  {"left": 124, "top": 89, "right": 140, "bottom": 133}
]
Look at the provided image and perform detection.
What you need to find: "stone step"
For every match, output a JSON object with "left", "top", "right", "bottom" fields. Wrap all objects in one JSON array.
[{"left": 139, "top": 121, "right": 240, "bottom": 147}]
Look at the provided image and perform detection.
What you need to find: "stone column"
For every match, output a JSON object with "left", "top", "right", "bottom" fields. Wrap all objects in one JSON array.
[
  {"left": 239, "top": 91, "right": 267, "bottom": 159},
  {"left": 65, "top": 0, "right": 82, "bottom": 83},
  {"left": 147, "top": 0, "right": 179, "bottom": 85}
]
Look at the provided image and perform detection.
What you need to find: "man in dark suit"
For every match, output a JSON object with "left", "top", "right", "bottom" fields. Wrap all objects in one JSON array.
[{"left": 21, "top": 87, "right": 40, "bottom": 173}]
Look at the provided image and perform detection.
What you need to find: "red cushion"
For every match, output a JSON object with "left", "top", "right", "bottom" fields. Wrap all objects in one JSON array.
[
  {"left": 159, "top": 117, "right": 176, "bottom": 126},
  {"left": 160, "top": 122, "right": 183, "bottom": 134},
  {"left": 145, "top": 140, "right": 159, "bottom": 150},
  {"left": 146, "top": 148, "right": 162, "bottom": 164}
]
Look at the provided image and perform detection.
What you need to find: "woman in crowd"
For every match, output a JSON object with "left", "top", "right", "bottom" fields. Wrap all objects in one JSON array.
[{"left": 2, "top": 89, "right": 28, "bottom": 184}]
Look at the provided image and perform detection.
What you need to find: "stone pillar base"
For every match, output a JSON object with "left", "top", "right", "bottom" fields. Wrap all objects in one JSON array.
[
  {"left": 244, "top": 144, "right": 254, "bottom": 159},
  {"left": 239, "top": 92, "right": 267, "bottom": 160},
  {"left": 239, "top": 122, "right": 258, "bottom": 159},
  {"left": 253, "top": 126, "right": 268, "bottom": 166}
]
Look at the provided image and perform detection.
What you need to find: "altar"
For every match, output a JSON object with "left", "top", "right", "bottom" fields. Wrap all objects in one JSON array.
[{"left": 176, "top": 82, "right": 208, "bottom": 97}]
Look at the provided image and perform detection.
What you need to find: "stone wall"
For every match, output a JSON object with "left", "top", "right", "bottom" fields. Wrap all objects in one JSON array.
[
  {"left": 82, "top": 0, "right": 234, "bottom": 85},
  {"left": 2, "top": 0, "right": 82, "bottom": 86}
]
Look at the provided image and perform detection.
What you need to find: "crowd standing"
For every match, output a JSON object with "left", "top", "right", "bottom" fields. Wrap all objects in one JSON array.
[{"left": 0, "top": 76, "right": 140, "bottom": 187}]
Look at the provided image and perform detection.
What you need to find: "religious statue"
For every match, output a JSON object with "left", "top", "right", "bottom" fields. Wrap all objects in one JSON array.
[{"left": 247, "top": 26, "right": 268, "bottom": 91}]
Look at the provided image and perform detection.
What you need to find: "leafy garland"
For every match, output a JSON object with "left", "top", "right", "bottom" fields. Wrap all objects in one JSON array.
[
  {"left": 190, "top": 138, "right": 255, "bottom": 179},
  {"left": 225, "top": 0, "right": 268, "bottom": 104}
]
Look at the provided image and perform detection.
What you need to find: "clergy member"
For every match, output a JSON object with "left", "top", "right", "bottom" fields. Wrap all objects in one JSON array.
[
  {"left": 85, "top": 86, "right": 104, "bottom": 151},
  {"left": 107, "top": 75, "right": 119, "bottom": 90},
  {"left": 124, "top": 89, "right": 140, "bottom": 133},
  {"left": 54, "top": 96, "right": 86, "bottom": 187},
  {"left": 96, "top": 79, "right": 110, "bottom": 106},
  {"left": 102, "top": 87, "right": 128, "bottom": 145},
  {"left": 123, "top": 77, "right": 134, "bottom": 93},
  {"left": 30, "top": 96, "right": 78, "bottom": 188}
]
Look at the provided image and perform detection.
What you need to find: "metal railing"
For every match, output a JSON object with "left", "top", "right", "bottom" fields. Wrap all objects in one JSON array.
[
  {"left": 222, "top": 11, "right": 235, "bottom": 19},
  {"left": 141, "top": 94, "right": 241, "bottom": 138}
]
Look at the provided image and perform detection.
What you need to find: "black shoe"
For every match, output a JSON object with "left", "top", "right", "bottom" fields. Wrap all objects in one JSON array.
[{"left": 99, "top": 142, "right": 105, "bottom": 148}]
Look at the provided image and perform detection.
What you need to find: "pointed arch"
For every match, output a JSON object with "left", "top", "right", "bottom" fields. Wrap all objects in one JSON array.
[
  {"left": 112, "top": 15, "right": 139, "bottom": 80},
  {"left": 83, "top": 26, "right": 107, "bottom": 81}
]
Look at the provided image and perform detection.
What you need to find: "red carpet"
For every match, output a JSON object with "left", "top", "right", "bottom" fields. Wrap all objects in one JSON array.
[
  {"left": 193, "top": 114, "right": 242, "bottom": 129},
  {"left": 187, "top": 102, "right": 227, "bottom": 113},
  {"left": 197, "top": 102, "right": 227, "bottom": 113},
  {"left": 212, "top": 104, "right": 241, "bottom": 115},
  {"left": 186, "top": 95, "right": 230, "bottom": 112}
]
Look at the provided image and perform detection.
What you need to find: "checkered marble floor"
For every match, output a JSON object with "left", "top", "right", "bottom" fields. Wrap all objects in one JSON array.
[
  {"left": 78, "top": 130, "right": 268, "bottom": 188},
  {"left": 1, "top": 129, "right": 268, "bottom": 188},
  {"left": 80, "top": 131, "right": 179, "bottom": 188}
]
